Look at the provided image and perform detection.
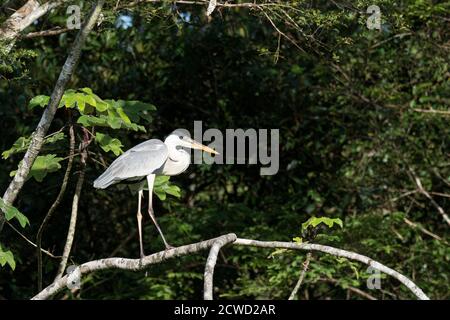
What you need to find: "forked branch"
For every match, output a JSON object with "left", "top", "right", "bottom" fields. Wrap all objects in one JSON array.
[{"left": 32, "top": 234, "right": 430, "bottom": 300}]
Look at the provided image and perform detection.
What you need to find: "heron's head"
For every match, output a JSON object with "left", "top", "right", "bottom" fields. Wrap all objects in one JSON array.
[{"left": 165, "top": 129, "right": 219, "bottom": 155}]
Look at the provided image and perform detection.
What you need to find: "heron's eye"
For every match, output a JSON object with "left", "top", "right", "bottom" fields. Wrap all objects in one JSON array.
[{"left": 179, "top": 135, "right": 183, "bottom": 139}]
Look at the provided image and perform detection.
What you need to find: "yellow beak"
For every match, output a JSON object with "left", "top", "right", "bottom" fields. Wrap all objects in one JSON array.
[{"left": 190, "top": 140, "right": 219, "bottom": 155}]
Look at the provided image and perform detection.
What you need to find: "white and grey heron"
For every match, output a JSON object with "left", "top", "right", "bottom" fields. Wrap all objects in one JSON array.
[{"left": 93, "top": 129, "right": 218, "bottom": 257}]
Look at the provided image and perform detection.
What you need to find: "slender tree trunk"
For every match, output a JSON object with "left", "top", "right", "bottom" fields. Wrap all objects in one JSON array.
[
  {"left": 37, "top": 124, "right": 75, "bottom": 292},
  {"left": 55, "top": 128, "right": 91, "bottom": 281}
]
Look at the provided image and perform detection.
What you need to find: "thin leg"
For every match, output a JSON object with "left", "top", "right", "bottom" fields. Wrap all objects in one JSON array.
[
  {"left": 137, "top": 190, "right": 145, "bottom": 258},
  {"left": 146, "top": 175, "right": 173, "bottom": 249}
]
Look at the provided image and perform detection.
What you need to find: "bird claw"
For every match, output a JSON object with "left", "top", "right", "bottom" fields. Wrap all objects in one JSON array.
[{"left": 164, "top": 244, "right": 175, "bottom": 250}]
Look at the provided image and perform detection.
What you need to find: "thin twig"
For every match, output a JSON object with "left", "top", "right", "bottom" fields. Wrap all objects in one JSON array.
[
  {"left": 37, "top": 124, "right": 75, "bottom": 292},
  {"left": 408, "top": 168, "right": 450, "bottom": 227},
  {"left": 403, "top": 217, "right": 447, "bottom": 244},
  {"left": 6, "top": 221, "right": 59, "bottom": 258},
  {"left": 413, "top": 108, "right": 450, "bottom": 116},
  {"left": 288, "top": 252, "right": 312, "bottom": 300},
  {"left": 22, "top": 27, "right": 71, "bottom": 38},
  {"left": 54, "top": 128, "right": 92, "bottom": 281}
]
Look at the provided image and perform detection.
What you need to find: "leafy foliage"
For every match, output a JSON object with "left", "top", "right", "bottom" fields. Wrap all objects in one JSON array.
[
  {"left": 10, "top": 154, "right": 63, "bottom": 183},
  {"left": 0, "top": 244, "right": 15, "bottom": 271},
  {"left": 302, "top": 217, "right": 343, "bottom": 231},
  {"left": 0, "top": 197, "right": 29, "bottom": 228},
  {"left": 2, "top": 133, "right": 65, "bottom": 159},
  {"left": 153, "top": 176, "right": 182, "bottom": 200}
]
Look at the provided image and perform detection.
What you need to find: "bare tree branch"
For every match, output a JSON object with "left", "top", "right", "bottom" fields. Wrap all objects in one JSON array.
[
  {"left": 37, "top": 124, "right": 75, "bottom": 292},
  {"left": 288, "top": 252, "right": 311, "bottom": 300},
  {"left": 0, "top": 0, "right": 70, "bottom": 49},
  {"left": 413, "top": 108, "right": 450, "bottom": 116},
  {"left": 32, "top": 234, "right": 430, "bottom": 300},
  {"left": 409, "top": 169, "right": 450, "bottom": 227},
  {"left": 403, "top": 217, "right": 447, "bottom": 244},
  {"left": 0, "top": 0, "right": 40, "bottom": 42},
  {"left": 6, "top": 221, "right": 60, "bottom": 259},
  {"left": 203, "top": 236, "right": 235, "bottom": 300},
  {"left": 0, "top": 0, "right": 105, "bottom": 234},
  {"left": 55, "top": 127, "right": 91, "bottom": 281},
  {"left": 32, "top": 234, "right": 238, "bottom": 299},
  {"left": 22, "top": 27, "right": 71, "bottom": 39}
]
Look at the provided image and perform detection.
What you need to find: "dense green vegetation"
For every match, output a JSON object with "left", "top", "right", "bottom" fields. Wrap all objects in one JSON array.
[{"left": 0, "top": 0, "right": 449, "bottom": 299}]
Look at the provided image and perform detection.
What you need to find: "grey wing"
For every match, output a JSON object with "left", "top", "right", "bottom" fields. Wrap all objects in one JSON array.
[{"left": 93, "top": 139, "right": 168, "bottom": 189}]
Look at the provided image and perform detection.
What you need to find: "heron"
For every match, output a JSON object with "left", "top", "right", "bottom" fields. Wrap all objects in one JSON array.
[{"left": 93, "top": 129, "right": 218, "bottom": 257}]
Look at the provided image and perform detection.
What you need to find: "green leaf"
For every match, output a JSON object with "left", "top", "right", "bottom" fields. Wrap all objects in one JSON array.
[
  {"left": 0, "top": 197, "right": 29, "bottom": 228},
  {"left": 2, "top": 136, "right": 30, "bottom": 159},
  {"left": 59, "top": 91, "right": 77, "bottom": 108},
  {"left": 0, "top": 244, "right": 16, "bottom": 270},
  {"left": 95, "top": 132, "right": 123, "bottom": 156},
  {"left": 111, "top": 100, "right": 156, "bottom": 123},
  {"left": 29, "top": 95, "right": 50, "bottom": 109},
  {"left": 107, "top": 112, "right": 122, "bottom": 129},
  {"left": 164, "top": 184, "right": 181, "bottom": 198},
  {"left": 154, "top": 176, "right": 170, "bottom": 186},
  {"left": 81, "top": 94, "right": 97, "bottom": 109},
  {"left": 10, "top": 154, "right": 63, "bottom": 182},
  {"left": 2, "top": 132, "right": 65, "bottom": 159},
  {"left": 293, "top": 237, "right": 303, "bottom": 244},
  {"left": 80, "top": 87, "right": 93, "bottom": 95},
  {"left": 116, "top": 107, "right": 132, "bottom": 124},
  {"left": 302, "top": 216, "right": 343, "bottom": 231},
  {"left": 77, "top": 115, "right": 109, "bottom": 127},
  {"left": 154, "top": 188, "right": 167, "bottom": 201},
  {"left": 153, "top": 176, "right": 181, "bottom": 200}
]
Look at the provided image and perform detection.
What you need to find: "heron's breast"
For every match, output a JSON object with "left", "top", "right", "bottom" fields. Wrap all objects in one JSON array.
[{"left": 157, "top": 157, "right": 190, "bottom": 176}]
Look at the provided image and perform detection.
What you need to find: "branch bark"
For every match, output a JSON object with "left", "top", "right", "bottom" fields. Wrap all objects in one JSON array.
[
  {"left": 32, "top": 234, "right": 238, "bottom": 299},
  {"left": 0, "top": 0, "right": 70, "bottom": 49},
  {"left": 203, "top": 235, "right": 236, "bottom": 300},
  {"left": 409, "top": 169, "right": 450, "bottom": 227},
  {"left": 288, "top": 252, "right": 311, "bottom": 300},
  {"left": 32, "top": 234, "right": 430, "bottom": 300},
  {"left": 22, "top": 27, "right": 71, "bottom": 39},
  {"left": 54, "top": 127, "right": 91, "bottom": 281},
  {"left": 0, "top": 0, "right": 105, "bottom": 234}
]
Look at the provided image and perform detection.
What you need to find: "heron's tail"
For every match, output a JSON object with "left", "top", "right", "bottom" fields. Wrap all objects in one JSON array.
[{"left": 93, "top": 171, "right": 116, "bottom": 189}]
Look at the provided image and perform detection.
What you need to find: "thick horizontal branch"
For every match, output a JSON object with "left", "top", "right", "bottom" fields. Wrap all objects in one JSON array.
[
  {"left": 32, "top": 234, "right": 238, "bottom": 300},
  {"left": 32, "top": 233, "right": 429, "bottom": 300}
]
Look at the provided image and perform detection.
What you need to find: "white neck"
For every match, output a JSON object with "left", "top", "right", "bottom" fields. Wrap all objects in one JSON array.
[{"left": 160, "top": 139, "right": 191, "bottom": 176}]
